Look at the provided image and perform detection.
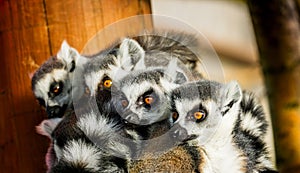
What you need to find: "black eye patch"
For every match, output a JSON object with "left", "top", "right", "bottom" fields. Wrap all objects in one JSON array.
[
  {"left": 37, "top": 97, "right": 46, "bottom": 107},
  {"left": 136, "top": 89, "right": 160, "bottom": 110},
  {"left": 186, "top": 104, "right": 208, "bottom": 123}
]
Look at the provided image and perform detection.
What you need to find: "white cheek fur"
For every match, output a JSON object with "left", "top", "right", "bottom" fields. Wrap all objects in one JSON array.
[{"left": 34, "top": 69, "right": 68, "bottom": 103}]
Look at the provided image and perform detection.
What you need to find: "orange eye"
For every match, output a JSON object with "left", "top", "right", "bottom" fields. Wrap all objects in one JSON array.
[
  {"left": 193, "top": 111, "right": 206, "bottom": 121},
  {"left": 50, "top": 82, "right": 63, "bottom": 96},
  {"left": 144, "top": 96, "right": 154, "bottom": 105},
  {"left": 172, "top": 112, "right": 179, "bottom": 121},
  {"left": 53, "top": 86, "right": 60, "bottom": 93},
  {"left": 103, "top": 79, "right": 112, "bottom": 88}
]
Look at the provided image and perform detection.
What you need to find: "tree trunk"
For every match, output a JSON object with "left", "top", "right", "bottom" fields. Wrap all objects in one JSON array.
[
  {"left": 0, "top": 0, "right": 151, "bottom": 172},
  {"left": 247, "top": 0, "right": 300, "bottom": 172}
]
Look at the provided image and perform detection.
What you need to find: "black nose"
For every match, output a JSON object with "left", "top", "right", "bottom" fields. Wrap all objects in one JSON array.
[
  {"left": 171, "top": 124, "right": 188, "bottom": 141},
  {"left": 46, "top": 106, "right": 63, "bottom": 118}
]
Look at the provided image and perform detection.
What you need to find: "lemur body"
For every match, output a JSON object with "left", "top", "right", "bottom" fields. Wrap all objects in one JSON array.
[{"left": 170, "top": 80, "right": 277, "bottom": 173}]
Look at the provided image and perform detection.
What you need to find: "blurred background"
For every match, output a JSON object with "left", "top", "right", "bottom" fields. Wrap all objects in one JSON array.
[{"left": 1, "top": 0, "right": 299, "bottom": 172}]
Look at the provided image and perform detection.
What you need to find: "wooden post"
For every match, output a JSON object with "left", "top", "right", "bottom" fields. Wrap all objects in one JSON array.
[
  {"left": 0, "top": 0, "right": 151, "bottom": 172},
  {"left": 247, "top": 0, "right": 300, "bottom": 172}
]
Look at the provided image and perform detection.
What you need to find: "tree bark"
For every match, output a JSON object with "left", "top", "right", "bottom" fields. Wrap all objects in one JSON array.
[
  {"left": 247, "top": 0, "right": 300, "bottom": 172},
  {"left": 0, "top": 0, "right": 151, "bottom": 172}
]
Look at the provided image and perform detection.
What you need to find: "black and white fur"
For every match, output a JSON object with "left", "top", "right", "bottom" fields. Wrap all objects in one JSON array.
[
  {"left": 170, "top": 80, "right": 277, "bottom": 173},
  {"left": 111, "top": 59, "right": 186, "bottom": 126},
  {"left": 31, "top": 41, "right": 88, "bottom": 118},
  {"left": 108, "top": 59, "right": 191, "bottom": 161},
  {"left": 37, "top": 110, "right": 128, "bottom": 173},
  {"left": 83, "top": 31, "right": 201, "bottom": 97},
  {"left": 32, "top": 30, "right": 202, "bottom": 118},
  {"left": 82, "top": 33, "right": 199, "bottom": 121},
  {"left": 35, "top": 30, "right": 205, "bottom": 171},
  {"left": 106, "top": 33, "right": 199, "bottom": 125}
]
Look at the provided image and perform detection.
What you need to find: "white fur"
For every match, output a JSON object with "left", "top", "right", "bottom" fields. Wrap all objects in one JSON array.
[
  {"left": 33, "top": 41, "right": 89, "bottom": 112},
  {"left": 34, "top": 69, "right": 68, "bottom": 106},
  {"left": 118, "top": 38, "right": 145, "bottom": 71},
  {"left": 77, "top": 111, "right": 117, "bottom": 139},
  {"left": 174, "top": 98, "right": 205, "bottom": 123},
  {"left": 241, "top": 112, "right": 264, "bottom": 137},
  {"left": 221, "top": 81, "right": 242, "bottom": 108},
  {"left": 108, "top": 63, "right": 130, "bottom": 83},
  {"left": 77, "top": 111, "right": 131, "bottom": 159},
  {"left": 132, "top": 54, "right": 146, "bottom": 70},
  {"left": 57, "top": 40, "right": 80, "bottom": 71},
  {"left": 201, "top": 137, "right": 246, "bottom": 173},
  {"left": 121, "top": 81, "right": 155, "bottom": 106},
  {"left": 193, "top": 102, "right": 245, "bottom": 172},
  {"left": 174, "top": 80, "right": 246, "bottom": 172},
  {"left": 256, "top": 152, "right": 275, "bottom": 171},
  {"left": 84, "top": 70, "right": 106, "bottom": 96},
  {"left": 159, "top": 77, "right": 180, "bottom": 93},
  {"left": 72, "top": 55, "right": 90, "bottom": 101},
  {"left": 120, "top": 80, "right": 169, "bottom": 124},
  {"left": 62, "top": 139, "right": 102, "bottom": 171},
  {"left": 164, "top": 58, "right": 178, "bottom": 80}
]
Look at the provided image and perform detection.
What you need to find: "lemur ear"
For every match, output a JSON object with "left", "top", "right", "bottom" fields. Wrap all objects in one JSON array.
[
  {"left": 118, "top": 38, "right": 145, "bottom": 71},
  {"left": 160, "top": 59, "right": 188, "bottom": 92},
  {"left": 132, "top": 55, "right": 146, "bottom": 71},
  {"left": 165, "top": 59, "right": 187, "bottom": 84},
  {"left": 220, "top": 81, "right": 242, "bottom": 115},
  {"left": 36, "top": 118, "right": 62, "bottom": 139},
  {"left": 57, "top": 40, "right": 79, "bottom": 72}
]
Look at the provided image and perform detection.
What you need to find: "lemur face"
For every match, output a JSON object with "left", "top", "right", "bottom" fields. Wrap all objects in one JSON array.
[
  {"left": 113, "top": 69, "right": 170, "bottom": 125},
  {"left": 31, "top": 41, "right": 78, "bottom": 118},
  {"left": 112, "top": 59, "right": 187, "bottom": 126},
  {"left": 33, "top": 66, "right": 72, "bottom": 118},
  {"left": 170, "top": 80, "right": 242, "bottom": 145}
]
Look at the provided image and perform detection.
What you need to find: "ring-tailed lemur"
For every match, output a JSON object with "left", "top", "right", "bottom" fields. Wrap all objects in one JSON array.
[
  {"left": 83, "top": 40, "right": 193, "bottom": 157},
  {"left": 111, "top": 58, "right": 186, "bottom": 126},
  {"left": 32, "top": 30, "right": 202, "bottom": 118},
  {"left": 31, "top": 41, "right": 88, "bottom": 118},
  {"left": 35, "top": 38, "right": 144, "bottom": 172},
  {"left": 108, "top": 58, "right": 192, "bottom": 161},
  {"left": 36, "top": 30, "right": 205, "bottom": 172},
  {"left": 37, "top": 109, "right": 128, "bottom": 173},
  {"left": 82, "top": 31, "right": 201, "bottom": 120},
  {"left": 84, "top": 29, "right": 203, "bottom": 97},
  {"left": 169, "top": 80, "right": 277, "bottom": 173}
]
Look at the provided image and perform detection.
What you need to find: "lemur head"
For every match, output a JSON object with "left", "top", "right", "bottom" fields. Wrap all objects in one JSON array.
[
  {"left": 31, "top": 41, "right": 79, "bottom": 118},
  {"left": 170, "top": 80, "right": 242, "bottom": 145},
  {"left": 111, "top": 58, "right": 187, "bottom": 125},
  {"left": 82, "top": 38, "right": 147, "bottom": 117}
]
